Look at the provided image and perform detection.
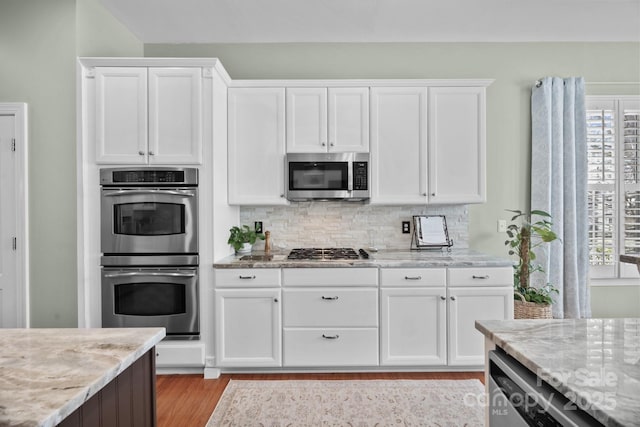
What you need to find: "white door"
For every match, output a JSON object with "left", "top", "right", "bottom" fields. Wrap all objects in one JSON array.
[
  {"left": 94, "top": 67, "right": 148, "bottom": 164},
  {"left": 447, "top": 286, "right": 513, "bottom": 366},
  {"left": 214, "top": 288, "right": 282, "bottom": 367},
  {"left": 328, "top": 87, "right": 369, "bottom": 152},
  {"left": 148, "top": 67, "right": 202, "bottom": 164},
  {"left": 380, "top": 287, "right": 447, "bottom": 365},
  {"left": 370, "top": 87, "right": 428, "bottom": 204},
  {"left": 286, "top": 88, "right": 328, "bottom": 153},
  {"left": 0, "top": 104, "right": 27, "bottom": 328},
  {"left": 428, "top": 87, "right": 486, "bottom": 204},
  {"left": 228, "top": 88, "right": 287, "bottom": 205}
]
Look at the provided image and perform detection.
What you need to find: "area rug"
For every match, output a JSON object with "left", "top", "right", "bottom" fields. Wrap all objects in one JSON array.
[{"left": 206, "top": 379, "right": 485, "bottom": 426}]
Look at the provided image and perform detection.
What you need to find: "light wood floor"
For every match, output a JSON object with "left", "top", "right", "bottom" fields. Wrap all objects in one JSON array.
[{"left": 156, "top": 371, "right": 485, "bottom": 427}]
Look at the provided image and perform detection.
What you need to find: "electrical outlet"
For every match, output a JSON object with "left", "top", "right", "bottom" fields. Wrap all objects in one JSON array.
[
  {"left": 254, "top": 221, "right": 263, "bottom": 233},
  {"left": 402, "top": 221, "right": 411, "bottom": 234},
  {"left": 498, "top": 219, "right": 507, "bottom": 233}
]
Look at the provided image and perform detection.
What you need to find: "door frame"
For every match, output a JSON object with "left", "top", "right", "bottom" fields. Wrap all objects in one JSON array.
[{"left": 0, "top": 103, "right": 29, "bottom": 327}]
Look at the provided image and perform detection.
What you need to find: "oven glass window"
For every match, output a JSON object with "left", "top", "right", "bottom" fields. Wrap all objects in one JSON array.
[
  {"left": 289, "top": 162, "right": 348, "bottom": 190},
  {"left": 114, "top": 283, "right": 186, "bottom": 316},
  {"left": 113, "top": 203, "right": 185, "bottom": 236}
]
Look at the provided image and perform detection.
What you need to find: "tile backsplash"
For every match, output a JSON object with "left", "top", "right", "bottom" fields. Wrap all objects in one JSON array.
[{"left": 239, "top": 203, "right": 468, "bottom": 250}]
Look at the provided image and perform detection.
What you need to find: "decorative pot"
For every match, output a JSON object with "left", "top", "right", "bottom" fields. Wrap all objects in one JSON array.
[
  {"left": 514, "top": 292, "right": 552, "bottom": 319},
  {"left": 236, "top": 243, "right": 252, "bottom": 254}
]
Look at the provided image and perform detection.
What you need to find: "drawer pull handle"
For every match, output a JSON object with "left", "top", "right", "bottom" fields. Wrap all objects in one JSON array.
[
  {"left": 440, "top": 296, "right": 446, "bottom": 300},
  {"left": 472, "top": 275, "right": 489, "bottom": 279},
  {"left": 321, "top": 296, "right": 339, "bottom": 301},
  {"left": 322, "top": 334, "right": 340, "bottom": 340},
  {"left": 450, "top": 296, "right": 456, "bottom": 301},
  {"left": 239, "top": 275, "right": 256, "bottom": 280},
  {"left": 404, "top": 276, "right": 422, "bottom": 280}
]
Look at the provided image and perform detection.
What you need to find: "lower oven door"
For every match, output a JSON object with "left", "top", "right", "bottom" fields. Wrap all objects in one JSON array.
[{"left": 101, "top": 267, "right": 199, "bottom": 340}]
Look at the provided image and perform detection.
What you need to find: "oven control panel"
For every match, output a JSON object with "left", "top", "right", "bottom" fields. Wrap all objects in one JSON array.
[{"left": 100, "top": 168, "right": 198, "bottom": 186}]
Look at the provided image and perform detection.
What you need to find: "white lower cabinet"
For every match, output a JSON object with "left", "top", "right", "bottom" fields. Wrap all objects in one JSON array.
[
  {"left": 214, "top": 287, "right": 282, "bottom": 367},
  {"left": 380, "top": 287, "right": 447, "bottom": 365},
  {"left": 213, "top": 266, "right": 511, "bottom": 370},
  {"left": 447, "top": 286, "right": 513, "bottom": 366},
  {"left": 380, "top": 267, "right": 513, "bottom": 368}
]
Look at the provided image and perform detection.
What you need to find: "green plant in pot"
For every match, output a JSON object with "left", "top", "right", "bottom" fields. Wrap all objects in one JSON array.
[
  {"left": 504, "top": 209, "right": 560, "bottom": 318},
  {"left": 228, "top": 225, "right": 265, "bottom": 254}
]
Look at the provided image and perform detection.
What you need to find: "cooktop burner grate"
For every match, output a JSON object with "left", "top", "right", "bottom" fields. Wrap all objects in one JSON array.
[{"left": 287, "top": 247, "right": 360, "bottom": 260}]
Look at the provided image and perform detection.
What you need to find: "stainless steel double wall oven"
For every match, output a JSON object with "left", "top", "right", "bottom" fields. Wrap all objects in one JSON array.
[{"left": 100, "top": 167, "right": 199, "bottom": 340}]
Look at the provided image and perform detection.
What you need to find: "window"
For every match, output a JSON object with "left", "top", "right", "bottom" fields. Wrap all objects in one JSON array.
[{"left": 587, "top": 96, "right": 640, "bottom": 279}]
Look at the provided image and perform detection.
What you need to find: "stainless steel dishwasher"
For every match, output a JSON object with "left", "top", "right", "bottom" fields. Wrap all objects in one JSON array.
[{"left": 488, "top": 349, "right": 604, "bottom": 426}]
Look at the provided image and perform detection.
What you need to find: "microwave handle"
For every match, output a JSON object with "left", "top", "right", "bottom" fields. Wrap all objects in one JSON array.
[
  {"left": 102, "top": 189, "right": 195, "bottom": 197},
  {"left": 104, "top": 271, "right": 196, "bottom": 278}
]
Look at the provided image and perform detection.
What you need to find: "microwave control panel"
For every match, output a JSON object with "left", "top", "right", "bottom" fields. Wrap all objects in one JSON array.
[{"left": 353, "top": 162, "right": 368, "bottom": 190}]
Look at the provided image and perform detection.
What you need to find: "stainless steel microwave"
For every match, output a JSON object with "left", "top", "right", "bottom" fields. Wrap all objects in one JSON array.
[{"left": 285, "top": 153, "right": 370, "bottom": 201}]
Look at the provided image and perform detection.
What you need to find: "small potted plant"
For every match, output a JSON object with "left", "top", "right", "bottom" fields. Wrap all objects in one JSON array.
[
  {"left": 504, "top": 209, "right": 560, "bottom": 319},
  {"left": 228, "top": 225, "right": 265, "bottom": 254}
]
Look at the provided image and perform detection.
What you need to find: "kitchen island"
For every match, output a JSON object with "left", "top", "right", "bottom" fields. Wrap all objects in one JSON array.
[
  {"left": 476, "top": 318, "right": 640, "bottom": 427},
  {"left": 0, "top": 327, "right": 165, "bottom": 427}
]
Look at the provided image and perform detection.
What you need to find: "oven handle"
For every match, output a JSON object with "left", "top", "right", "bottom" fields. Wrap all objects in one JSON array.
[
  {"left": 102, "top": 189, "right": 195, "bottom": 197},
  {"left": 104, "top": 271, "right": 197, "bottom": 278}
]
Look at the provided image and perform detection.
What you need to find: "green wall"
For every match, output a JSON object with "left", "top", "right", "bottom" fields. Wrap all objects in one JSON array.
[
  {"left": 145, "top": 42, "right": 640, "bottom": 258},
  {"left": 0, "top": 0, "right": 141, "bottom": 327}
]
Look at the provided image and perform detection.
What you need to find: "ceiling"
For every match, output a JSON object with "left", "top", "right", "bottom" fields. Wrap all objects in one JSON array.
[{"left": 99, "top": 0, "right": 640, "bottom": 44}]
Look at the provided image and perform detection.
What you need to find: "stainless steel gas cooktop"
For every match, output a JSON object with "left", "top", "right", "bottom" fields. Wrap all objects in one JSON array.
[{"left": 287, "top": 247, "right": 361, "bottom": 260}]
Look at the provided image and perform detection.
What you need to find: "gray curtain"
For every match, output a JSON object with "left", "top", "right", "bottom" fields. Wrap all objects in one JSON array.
[{"left": 531, "top": 77, "right": 591, "bottom": 319}]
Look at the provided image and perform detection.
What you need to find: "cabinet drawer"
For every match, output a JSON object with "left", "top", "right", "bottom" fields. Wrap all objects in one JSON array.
[
  {"left": 214, "top": 268, "right": 281, "bottom": 288},
  {"left": 155, "top": 343, "right": 204, "bottom": 368},
  {"left": 283, "top": 288, "right": 378, "bottom": 327},
  {"left": 380, "top": 268, "right": 446, "bottom": 287},
  {"left": 448, "top": 267, "right": 512, "bottom": 287},
  {"left": 283, "top": 328, "right": 378, "bottom": 366},
  {"left": 283, "top": 268, "right": 378, "bottom": 287}
]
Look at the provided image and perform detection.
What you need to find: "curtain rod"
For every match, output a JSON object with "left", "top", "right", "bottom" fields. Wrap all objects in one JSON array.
[{"left": 535, "top": 80, "right": 639, "bottom": 88}]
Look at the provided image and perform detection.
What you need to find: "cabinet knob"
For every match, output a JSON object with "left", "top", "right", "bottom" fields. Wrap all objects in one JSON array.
[
  {"left": 422, "top": 193, "right": 427, "bottom": 196},
  {"left": 149, "top": 151, "right": 155, "bottom": 156},
  {"left": 321, "top": 142, "right": 326, "bottom": 146},
  {"left": 330, "top": 142, "right": 335, "bottom": 147},
  {"left": 431, "top": 193, "right": 436, "bottom": 196},
  {"left": 440, "top": 296, "right": 446, "bottom": 300},
  {"left": 450, "top": 296, "right": 456, "bottom": 301},
  {"left": 138, "top": 151, "right": 145, "bottom": 156},
  {"left": 280, "top": 194, "right": 285, "bottom": 198},
  {"left": 274, "top": 298, "right": 279, "bottom": 303}
]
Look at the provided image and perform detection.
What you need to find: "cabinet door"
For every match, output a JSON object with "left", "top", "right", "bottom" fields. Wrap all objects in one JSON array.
[
  {"left": 328, "top": 88, "right": 369, "bottom": 152},
  {"left": 428, "top": 87, "right": 486, "bottom": 204},
  {"left": 148, "top": 68, "right": 202, "bottom": 164},
  {"left": 228, "top": 88, "right": 287, "bottom": 205},
  {"left": 214, "top": 288, "right": 282, "bottom": 367},
  {"left": 370, "top": 87, "right": 427, "bottom": 204},
  {"left": 380, "top": 287, "right": 447, "bottom": 366},
  {"left": 447, "top": 287, "right": 513, "bottom": 366},
  {"left": 286, "top": 88, "right": 328, "bottom": 153},
  {"left": 94, "top": 67, "right": 148, "bottom": 164}
]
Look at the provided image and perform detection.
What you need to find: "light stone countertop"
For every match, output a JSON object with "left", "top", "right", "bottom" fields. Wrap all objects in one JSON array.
[
  {"left": 0, "top": 327, "right": 165, "bottom": 427},
  {"left": 213, "top": 248, "right": 512, "bottom": 268},
  {"left": 476, "top": 318, "right": 640, "bottom": 427}
]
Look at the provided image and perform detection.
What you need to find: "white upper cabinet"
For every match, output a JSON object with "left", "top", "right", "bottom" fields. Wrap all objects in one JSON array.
[
  {"left": 94, "top": 67, "right": 203, "bottom": 164},
  {"left": 428, "top": 87, "right": 486, "bottom": 204},
  {"left": 370, "top": 87, "right": 428, "bottom": 204},
  {"left": 286, "top": 87, "right": 369, "bottom": 153},
  {"left": 228, "top": 87, "right": 288, "bottom": 205},
  {"left": 371, "top": 85, "right": 487, "bottom": 205}
]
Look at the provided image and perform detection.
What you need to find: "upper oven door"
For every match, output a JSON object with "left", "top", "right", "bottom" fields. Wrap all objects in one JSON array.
[{"left": 101, "top": 187, "right": 198, "bottom": 254}]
